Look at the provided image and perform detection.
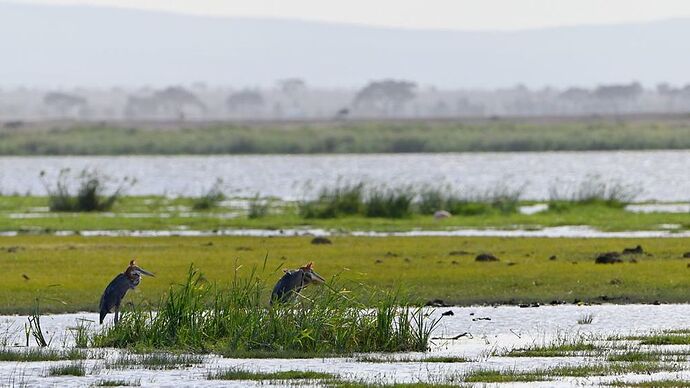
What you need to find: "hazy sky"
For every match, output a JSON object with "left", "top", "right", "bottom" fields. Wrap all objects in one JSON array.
[{"left": 16, "top": 0, "right": 690, "bottom": 30}]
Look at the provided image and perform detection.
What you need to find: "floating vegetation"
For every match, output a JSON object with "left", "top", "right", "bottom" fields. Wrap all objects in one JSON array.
[
  {"left": 208, "top": 368, "right": 335, "bottom": 381},
  {"left": 91, "top": 265, "right": 441, "bottom": 355},
  {"left": 0, "top": 348, "right": 86, "bottom": 362},
  {"left": 356, "top": 355, "right": 470, "bottom": 363},
  {"left": 107, "top": 353, "right": 203, "bottom": 370},
  {"left": 500, "top": 340, "right": 600, "bottom": 357},
  {"left": 463, "top": 363, "right": 681, "bottom": 383},
  {"left": 94, "top": 379, "right": 141, "bottom": 387},
  {"left": 47, "top": 361, "right": 86, "bottom": 377}
]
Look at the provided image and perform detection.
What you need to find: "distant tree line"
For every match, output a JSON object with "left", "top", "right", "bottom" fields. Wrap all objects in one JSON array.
[{"left": 7, "top": 80, "right": 690, "bottom": 121}]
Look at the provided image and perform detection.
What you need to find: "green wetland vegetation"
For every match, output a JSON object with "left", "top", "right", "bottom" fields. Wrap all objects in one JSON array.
[
  {"left": 90, "top": 266, "right": 438, "bottom": 355},
  {"left": 4, "top": 116, "right": 690, "bottom": 154},
  {"left": 2, "top": 235, "right": 690, "bottom": 313}
]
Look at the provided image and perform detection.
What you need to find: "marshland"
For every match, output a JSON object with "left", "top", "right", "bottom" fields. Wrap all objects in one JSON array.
[
  {"left": 0, "top": 157, "right": 689, "bottom": 386},
  {"left": 5, "top": 2, "right": 690, "bottom": 385}
]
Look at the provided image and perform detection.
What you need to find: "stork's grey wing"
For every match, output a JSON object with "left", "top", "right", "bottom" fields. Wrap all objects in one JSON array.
[
  {"left": 271, "top": 271, "right": 304, "bottom": 304},
  {"left": 99, "top": 273, "right": 131, "bottom": 313}
]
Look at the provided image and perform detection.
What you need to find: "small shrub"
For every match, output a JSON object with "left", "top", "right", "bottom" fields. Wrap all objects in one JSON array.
[
  {"left": 299, "top": 183, "right": 364, "bottom": 218},
  {"left": 577, "top": 314, "right": 594, "bottom": 325},
  {"left": 208, "top": 368, "right": 335, "bottom": 381},
  {"left": 192, "top": 179, "right": 225, "bottom": 210},
  {"left": 48, "top": 362, "right": 85, "bottom": 376},
  {"left": 247, "top": 195, "right": 269, "bottom": 219},
  {"left": 364, "top": 188, "right": 413, "bottom": 218},
  {"left": 40, "top": 168, "right": 131, "bottom": 212},
  {"left": 548, "top": 176, "right": 636, "bottom": 209},
  {"left": 68, "top": 319, "right": 91, "bottom": 348}
]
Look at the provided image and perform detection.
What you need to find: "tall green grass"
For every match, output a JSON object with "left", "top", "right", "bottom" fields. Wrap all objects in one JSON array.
[
  {"left": 91, "top": 265, "right": 441, "bottom": 355},
  {"left": 301, "top": 183, "right": 520, "bottom": 219},
  {"left": 192, "top": 179, "right": 225, "bottom": 210},
  {"left": 548, "top": 176, "right": 636, "bottom": 211},
  {"left": 40, "top": 169, "right": 131, "bottom": 212},
  {"left": 299, "top": 183, "right": 364, "bottom": 218}
]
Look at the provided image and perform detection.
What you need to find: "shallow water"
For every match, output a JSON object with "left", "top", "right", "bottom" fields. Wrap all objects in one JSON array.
[
  {"left": 2, "top": 225, "right": 689, "bottom": 238},
  {"left": 2, "top": 151, "right": 690, "bottom": 201},
  {"left": 2, "top": 304, "right": 690, "bottom": 386}
]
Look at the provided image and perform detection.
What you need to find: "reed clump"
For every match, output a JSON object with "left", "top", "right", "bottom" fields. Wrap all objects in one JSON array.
[
  {"left": 40, "top": 168, "right": 132, "bottom": 212},
  {"left": 91, "top": 265, "right": 440, "bottom": 355},
  {"left": 548, "top": 176, "right": 636, "bottom": 212},
  {"left": 192, "top": 179, "right": 225, "bottom": 210},
  {"left": 300, "top": 183, "right": 521, "bottom": 219}
]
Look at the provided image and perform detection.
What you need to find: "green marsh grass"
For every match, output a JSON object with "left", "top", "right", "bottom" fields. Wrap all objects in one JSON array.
[
  {"left": 91, "top": 265, "right": 441, "bottom": 355},
  {"left": 548, "top": 177, "right": 636, "bottom": 212},
  {"left": 247, "top": 195, "right": 269, "bottom": 218},
  {"left": 499, "top": 334, "right": 602, "bottom": 357},
  {"left": 463, "top": 363, "right": 681, "bottom": 382},
  {"left": 208, "top": 368, "right": 335, "bottom": 381},
  {"left": 40, "top": 169, "right": 130, "bottom": 212},
  {"left": 0, "top": 348, "right": 86, "bottom": 362},
  {"left": 608, "top": 380, "right": 690, "bottom": 387},
  {"left": 364, "top": 188, "right": 413, "bottom": 218},
  {"left": 47, "top": 361, "right": 86, "bottom": 376},
  {"left": 299, "top": 183, "right": 364, "bottom": 218},
  {"left": 107, "top": 353, "right": 203, "bottom": 369},
  {"left": 1, "top": 193, "right": 689, "bottom": 232},
  {"left": 607, "top": 350, "right": 688, "bottom": 362},
  {"left": 192, "top": 179, "right": 225, "bottom": 210},
  {"left": 356, "top": 355, "right": 470, "bottom": 363},
  {"left": 4, "top": 235, "right": 690, "bottom": 314},
  {"left": 94, "top": 379, "right": 141, "bottom": 387}
]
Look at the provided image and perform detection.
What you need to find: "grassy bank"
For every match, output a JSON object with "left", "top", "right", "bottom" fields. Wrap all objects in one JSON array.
[
  {"left": 3, "top": 117, "right": 690, "bottom": 155},
  {"left": 1, "top": 195, "right": 689, "bottom": 233},
  {"left": 0, "top": 235, "right": 689, "bottom": 313}
]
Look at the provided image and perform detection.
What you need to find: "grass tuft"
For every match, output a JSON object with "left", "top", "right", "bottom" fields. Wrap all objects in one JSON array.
[
  {"left": 48, "top": 361, "right": 86, "bottom": 376},
  {"left": 41, "top": 169, "right": 130, "bottom": 212},
  {"left": 577, "top": 313, "right": 594, "bottom": 325},
  {"left": 0, "top": 348, "right": 86, "bottom": 362},
  {"left": 91, "top": 265, "right": 441, "bottom": 355},
  {"left": 192, "top": 179, "right": 225, "bottom": 210},
  {"left": 208, "top": 368, "right": 335, "bottom": 381},
  {"left": 94, "top": 379, "right": 141, "bottom": 387},
  {"left": 107, "top": 353, "right": 203, "bottom": 369}
]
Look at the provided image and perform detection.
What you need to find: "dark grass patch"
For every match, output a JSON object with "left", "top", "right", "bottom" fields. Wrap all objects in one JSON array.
[
  {"left": 356, "top": 355, "right": 470, "bottom": 363},
  {"left": 463, "top": 363, "right": 680, "bottom": 383},
  {"left": 463, "top": 369, "right": 545, "bottom": 383},
  {"left": 607, "top": 350, "right": 688, "bottom": 362},
  {"left": 501, "top": 342, "right": 600, "bottom": 357},
  {"left": 328, "top": 383, "right": 461, "bottom": 388},
  {"left": 0, "top": 348, "right": 86, "bottom": 362},
  {"left": 208, "top": 368, "right": 335, "bottom": 381},
  {"left": 94, "top": 379, "right": 141, "bottom": 386},
  {"left": 217, "top": 349, "right": 345, "bottom": 359},
  {"left": 607, "top": 380, "right": 690, "bottom": 388},
  {"left": 47, "top": 362, "right": 86, "bottom": 376},
  {"left": 107, "top": 353, "right": 203, "bottom": 370}
]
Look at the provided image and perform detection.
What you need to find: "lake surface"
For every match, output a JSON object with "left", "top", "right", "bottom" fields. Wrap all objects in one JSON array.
[{"left": 1, "top": 151, "right": 689, "bottom": 201}]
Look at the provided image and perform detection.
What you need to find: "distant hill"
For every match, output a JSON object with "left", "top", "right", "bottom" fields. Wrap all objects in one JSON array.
[{"left": 2, "top": 2, "right": 690, "bottom": 88}]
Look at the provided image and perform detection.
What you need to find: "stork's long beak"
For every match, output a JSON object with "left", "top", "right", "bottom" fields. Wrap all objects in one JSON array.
[
  {"left": 311, "top": 271, "right": 325, "bottom": 284},
  {"left": 137, "top": 267, "right": 155, "bottom": 277}
]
